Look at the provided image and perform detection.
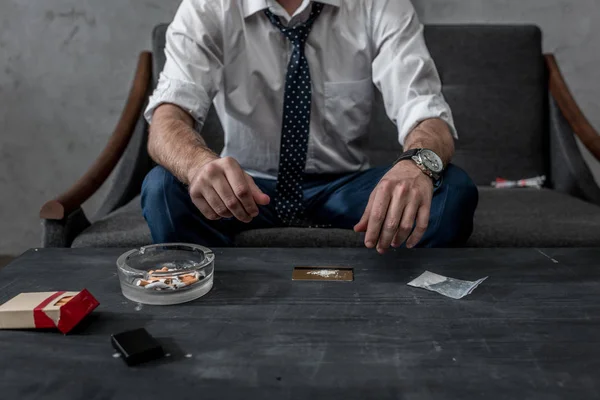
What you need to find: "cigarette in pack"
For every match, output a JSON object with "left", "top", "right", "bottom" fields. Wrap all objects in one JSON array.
[
  {"left": 491, "top": 175, "right": 546, "bottom": 189},
  {"left": 0, "top": 289, "right": 99, "bottom": 334}
]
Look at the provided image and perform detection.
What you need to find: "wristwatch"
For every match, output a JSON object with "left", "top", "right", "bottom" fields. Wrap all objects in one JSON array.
[{"left": 394, "top": 148, "right": 444, "bottom": 181}]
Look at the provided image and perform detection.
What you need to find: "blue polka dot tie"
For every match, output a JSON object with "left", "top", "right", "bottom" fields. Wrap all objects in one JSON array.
[{"left": 265, "top": 3, "right": 324, "bottom": 226}]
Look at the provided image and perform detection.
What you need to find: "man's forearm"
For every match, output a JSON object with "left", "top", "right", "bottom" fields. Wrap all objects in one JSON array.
[
  {"left": 403, "top": 118, "right": 455, "bottom": 166},
  {"left": 148, "top": 104, "right": 219, "bottom": 185}
]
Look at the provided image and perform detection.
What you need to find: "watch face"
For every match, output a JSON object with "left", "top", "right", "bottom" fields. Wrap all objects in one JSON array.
[{"left": 420, "top": 149, "right": 443, "bottom": 173}]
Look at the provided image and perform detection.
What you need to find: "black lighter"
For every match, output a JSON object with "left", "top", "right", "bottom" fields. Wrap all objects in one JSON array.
[{"left": 111, "top": 328, "right": 165, "bottom": 366}]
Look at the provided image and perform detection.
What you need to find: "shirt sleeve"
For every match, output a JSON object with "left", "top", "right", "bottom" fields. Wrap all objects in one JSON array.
[
  {"left": 144, "top": 0, "right": 224, "bottom": 126},
  {"left": 370, "top": 0, "right": 457, "bottom": 146}
]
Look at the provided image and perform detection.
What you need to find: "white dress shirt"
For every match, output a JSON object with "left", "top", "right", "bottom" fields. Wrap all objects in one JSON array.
[{"left": 145, "top": 0, "right": 456, "bottom": 179}]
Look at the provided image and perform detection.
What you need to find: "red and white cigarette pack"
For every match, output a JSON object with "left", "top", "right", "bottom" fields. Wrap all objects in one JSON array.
[{"left": 0, "top": 290, "right": 99, "bottom": 334}]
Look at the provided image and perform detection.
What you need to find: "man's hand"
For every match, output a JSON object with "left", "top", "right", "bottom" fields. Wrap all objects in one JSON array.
[
  {"left": 188, "top": 156, "right": 270, "bottom": 223},
  {"left": 147, "top": 104, "right": 270, "bottom": 223},
  {"left": 354, "top": 161, "right": 433, "bottom": 253}
]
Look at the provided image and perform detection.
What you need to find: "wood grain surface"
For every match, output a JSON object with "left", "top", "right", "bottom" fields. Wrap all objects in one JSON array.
[{"left": 0, "top": 248, "right": 598, "bottom": 399}]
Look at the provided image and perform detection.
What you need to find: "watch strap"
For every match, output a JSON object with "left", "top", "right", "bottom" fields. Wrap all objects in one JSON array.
[
  {"left": 393, "top": 149, "right": 420, "bottom": 165},
  {"left": 393, "top": 148, "right": 442, "bottom": 182}
]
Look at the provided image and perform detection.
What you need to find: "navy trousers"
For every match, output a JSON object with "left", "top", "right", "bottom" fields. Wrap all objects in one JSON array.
[{"left": 141, "top": 164, "right": 478, "bottom": 248}]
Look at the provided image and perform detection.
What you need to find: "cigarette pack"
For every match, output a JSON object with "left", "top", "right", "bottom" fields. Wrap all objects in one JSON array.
[{"left": 0, "top": 289, "right": 99, "bottom": 334}]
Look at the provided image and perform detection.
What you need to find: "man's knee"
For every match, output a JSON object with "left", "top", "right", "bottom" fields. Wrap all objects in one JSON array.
[
  {"left": 143, "top": 166, "right": 170, "bottom": 205},
  {"left": 322, "top": 166, "right": 390, "bottom": 227},
  {"left": 141, "top": 166, "right": 186, "bottom": 218},
  {"left": 431, "top": 164, "right": 479, "bottom": 246},
  {"left": 443, "top": 164, "right": 479, "bottom": 208}
]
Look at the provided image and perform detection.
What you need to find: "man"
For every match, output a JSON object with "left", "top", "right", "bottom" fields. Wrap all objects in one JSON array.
[{"left": 142, "top": 0, "right": 478, "bottom": 253}]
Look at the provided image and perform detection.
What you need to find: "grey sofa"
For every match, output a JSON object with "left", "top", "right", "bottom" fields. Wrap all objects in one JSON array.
[{"left": 41, "top": 24, "right": 600, "bottom": 248}]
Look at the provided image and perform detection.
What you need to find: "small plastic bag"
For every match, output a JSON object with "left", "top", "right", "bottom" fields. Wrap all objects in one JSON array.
[{"left": 407, "top": 271, "right": 488, "bottom": 299}]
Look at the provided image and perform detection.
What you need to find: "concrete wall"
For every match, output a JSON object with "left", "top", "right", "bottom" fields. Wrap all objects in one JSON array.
[{"left": 1, "top": 0, "right": 599, "bottom": 255}]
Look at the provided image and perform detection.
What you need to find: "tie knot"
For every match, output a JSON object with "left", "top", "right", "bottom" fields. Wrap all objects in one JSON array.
[{"left": 264, "top": 3, "right": 324, "bottom": 47}]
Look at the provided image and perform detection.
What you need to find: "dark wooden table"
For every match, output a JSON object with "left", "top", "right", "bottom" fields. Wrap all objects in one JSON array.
[{"left": 0, "top": 248, "right": 598, "bottom": 399}]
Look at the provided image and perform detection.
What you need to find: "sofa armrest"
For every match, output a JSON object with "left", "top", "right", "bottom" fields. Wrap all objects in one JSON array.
[
  {"left": 94, "top": 108, "right": 153, "bottom": 219},
  {"left": 549, "top": 95, "right": 600, "bottom": 205},
  {"left": 545, "top": 54, "right": 600, "bottom": 205},
  {"left": 546, "top": 54, "right": 600, "bottom": 161},
  {"left": 40, "top": 52, "right": 153, "bottom": 220},
  {"left": 41, "top": 208, "right": 91, "bottom": 248}
]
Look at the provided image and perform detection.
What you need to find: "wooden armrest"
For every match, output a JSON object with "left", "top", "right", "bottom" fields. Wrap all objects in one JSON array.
[
  {"left": 545, "top": 54, "right": 600, "bottom": 161},
  {"left": 40, "top": 52, "right": 153, "bottom": 220}
]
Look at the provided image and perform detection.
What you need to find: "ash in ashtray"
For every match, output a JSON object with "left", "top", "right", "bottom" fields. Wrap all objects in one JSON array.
[{"left": 134, "top": 265, "right": 205, "bottom": 291}]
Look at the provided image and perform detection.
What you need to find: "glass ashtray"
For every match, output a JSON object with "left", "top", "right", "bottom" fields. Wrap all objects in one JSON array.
[{"left": 116, "top": 243, "right": 214, "bottom": 305}]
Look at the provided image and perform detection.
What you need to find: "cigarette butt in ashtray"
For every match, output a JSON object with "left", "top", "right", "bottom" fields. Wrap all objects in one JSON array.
[
  {"left": 144, "top": 281, "right": 172, "bottom": 290},
  {"left": 135, "top": 270, "right": 203, "bottom": 290},
  {"left": 181, "top": 274, "right": 199, "bottom": 284}
]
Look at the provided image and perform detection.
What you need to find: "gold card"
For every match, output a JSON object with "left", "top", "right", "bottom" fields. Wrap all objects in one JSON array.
[{"left": 292, "top": 267, "right": 354, "bottom": 282}]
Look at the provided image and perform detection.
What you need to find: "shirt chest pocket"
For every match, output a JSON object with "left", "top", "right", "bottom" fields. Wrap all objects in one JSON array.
[{"left": 323, "top": 78, "right": 374, "bottom": 143}]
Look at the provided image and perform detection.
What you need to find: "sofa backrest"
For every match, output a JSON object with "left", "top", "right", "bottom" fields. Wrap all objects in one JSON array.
[{"left": 152, "top": 24, "right": 546, "bottom": 185}]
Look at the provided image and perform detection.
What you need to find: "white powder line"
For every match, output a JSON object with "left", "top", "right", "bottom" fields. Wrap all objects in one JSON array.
[{"left": 306, "top": 269, "right": 340, "bottom": 278}]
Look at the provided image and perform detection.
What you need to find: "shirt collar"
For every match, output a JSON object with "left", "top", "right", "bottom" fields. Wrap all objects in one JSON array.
[{"left": 242, "top": 0, "right": 341, "bottom": 19}]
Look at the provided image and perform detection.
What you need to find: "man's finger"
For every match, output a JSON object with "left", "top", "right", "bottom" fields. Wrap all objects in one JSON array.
[
  {"left": 245, "top": 173, "right": 271, "bottom": 206},
  {"left": 196, "top": 187, "right": 231, "bottom": 219},
  {"left": 354, "top": 198, "right": 373, "bottom": 233},
  {"left": 191, "top": 195, "right": 221, "bottom": 220},
  {"left": 376, "top": 193, "right": 406, "bottom": 253},
  {"left": 354, "top": 190, "right": 376, "bottom": 233},
  {"left": 406, "top": 203, "right": 431, "bottom": 248},
  {"left": 391, "top": 200, "right": 418, "bottom": 248},
  {"left": 224, "top": 166, "right": 259, "bottom": 217},
  {"left": 212, "top": 175, "right": 252, "bottom": 222},
  {"left": 364, "top": 185, "right": 392, "bottom": 249}
]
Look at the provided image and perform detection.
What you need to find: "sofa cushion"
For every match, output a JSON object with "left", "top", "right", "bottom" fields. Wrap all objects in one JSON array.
[
  {"left": 73, "top": 189, "right": 600, "bottom": 249},
  {"left": 72, "top": 198, "right": 152, "bottom": 249},
  {"left": 71, "top": 197, "right": 364, "bottom": 248},
  {"left": 469, "top": 188, "right": 600, "bottom": 247}
]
